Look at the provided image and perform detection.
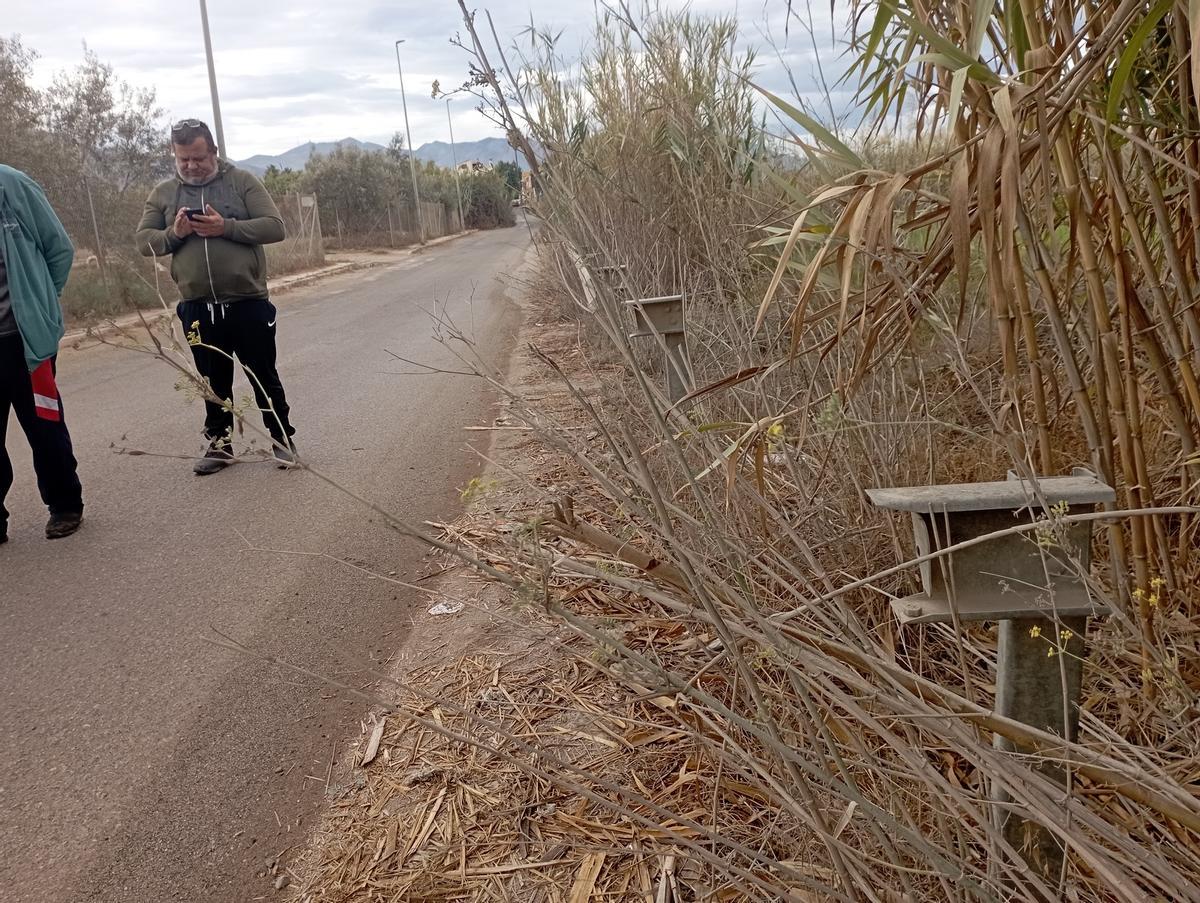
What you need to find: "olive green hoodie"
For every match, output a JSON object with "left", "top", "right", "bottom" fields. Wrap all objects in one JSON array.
[{"left": 135, "top": 160, "right": 284, "bottom": 303}]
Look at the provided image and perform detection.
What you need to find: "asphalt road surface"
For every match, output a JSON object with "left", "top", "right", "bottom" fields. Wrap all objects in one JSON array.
[{"left": 0, "top": 227, "right": 528, "bottom": 902}]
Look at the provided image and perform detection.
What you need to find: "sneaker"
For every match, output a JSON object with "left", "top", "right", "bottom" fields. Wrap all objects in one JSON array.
[
  {"left": 194, "top": 438, "right": 234, "bottom": 476},
  {"left": 272, "top": 440, "right": 298, "bottom": 469},
  {"left": 46, "top": 511, "right": 83, "bottom": 539}
]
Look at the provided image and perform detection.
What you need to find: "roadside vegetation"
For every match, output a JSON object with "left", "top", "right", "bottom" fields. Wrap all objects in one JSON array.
[
  {"left": 297, "top": 2, "right": 1200, "bottom": 900},
  {"left": 265, "top": 144, "right": 516, "bottom": 249},
  {"left": 1, "top": 37, "right": 169, "bottom": 321}
]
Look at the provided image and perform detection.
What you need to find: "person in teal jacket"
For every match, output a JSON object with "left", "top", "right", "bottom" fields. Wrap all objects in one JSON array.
[{"left": 0, "top": 164, "right": 84, "bottom": 542}]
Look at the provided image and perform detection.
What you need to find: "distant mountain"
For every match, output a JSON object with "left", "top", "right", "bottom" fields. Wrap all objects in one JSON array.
[
  {"left": 235, "top": 136, "right": 515, "bottom": 175},
  {"left": 236, "top": 138, "right": 388, "bottom": 175},
  {"left": 413, "top": 137, "right": 515, "bottom": 168}
]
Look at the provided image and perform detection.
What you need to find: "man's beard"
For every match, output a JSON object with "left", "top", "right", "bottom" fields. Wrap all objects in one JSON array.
[{"left": 177, "top": 165, "right": 216, "bottom": 185}]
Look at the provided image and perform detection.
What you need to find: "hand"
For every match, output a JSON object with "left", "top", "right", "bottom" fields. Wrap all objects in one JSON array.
[
  {"left": 171, "top": 207, "right": 194, "bottom": 239},
  {"left": 191, "top": 204, "right": 226, "bottom": 238}
]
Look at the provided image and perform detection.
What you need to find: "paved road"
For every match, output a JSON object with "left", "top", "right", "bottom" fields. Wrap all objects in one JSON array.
[{"left": 0, "top": 228, "right": 527, "bottom": 902}]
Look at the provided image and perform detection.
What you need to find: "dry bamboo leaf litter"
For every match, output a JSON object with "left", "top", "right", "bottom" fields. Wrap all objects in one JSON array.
[
  {"left": 360, "top": 716, "right": 387, "bottom": 768},
  {"left": 292, "top": 272, "right": 1200, "bottom": 902},
  {"left": 288, "top": 298, "right": 843, "bottom": 901}
]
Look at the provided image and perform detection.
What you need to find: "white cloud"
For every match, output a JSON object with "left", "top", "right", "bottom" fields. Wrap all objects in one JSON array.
[{"left": 8, "top": 0, "right": 851, "bottom": 158}]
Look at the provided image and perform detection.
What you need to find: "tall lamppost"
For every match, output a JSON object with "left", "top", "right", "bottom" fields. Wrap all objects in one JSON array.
[
  {"left": 198, "top": 0, "right": 227, "bottom": 155},
  {"left": 394, "top": 39, "right": 425, "bottom": 244},
  {"left": 445, "top": 97, "right": 466, "bottom": 233}
]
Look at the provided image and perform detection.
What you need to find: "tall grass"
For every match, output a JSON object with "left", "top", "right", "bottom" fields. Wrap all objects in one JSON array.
[
  {"left": 60, "top": 255, "right": 161, "bottom": 323},
  {"left": 811, "top": 0, "right": 1200, "bottom": 637},
  {"left": 440, "top": 2, "right": 1200, "bottom": 899}
]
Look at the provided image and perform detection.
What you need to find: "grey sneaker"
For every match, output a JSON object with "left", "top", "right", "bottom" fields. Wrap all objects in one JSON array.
[
  {"left": 272, "top": 440, "right": 298, "bottom": 469},
  {"left": 194, "top": 438, "right": 234, "bottom": 476}
]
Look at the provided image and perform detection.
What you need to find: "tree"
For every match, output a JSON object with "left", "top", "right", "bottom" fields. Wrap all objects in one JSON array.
[
  {"left": 262, "top": 165, "right": 302, "bottom": 196},
  {"left": 0, "top": 37, "right": 71, "bottom": 187},
  {"left": 302, "top": 144, "right": 409, "bottom": 236},
  {"left": 0, "top": 37, "right": 42, "bottom": 159},
  {"left": 43, "top": 48, "right": 167, "bottom": 268},
  {"left": 495, "top": 160, "right": 521, "bottom": 196},
  {"left": 460, "top": 171, "right": 516, "bottom": 228},
  {"left": 385, "top": 132, "right": 408, "bottom": 162},
  {"left": 46, "top": 48, "right": 166, "bottom": 192}
]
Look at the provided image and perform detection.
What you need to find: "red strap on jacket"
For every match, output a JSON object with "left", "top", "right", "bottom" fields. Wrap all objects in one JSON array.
[{"left": 31, "top": 360, "right": 61, "bottom": 422}]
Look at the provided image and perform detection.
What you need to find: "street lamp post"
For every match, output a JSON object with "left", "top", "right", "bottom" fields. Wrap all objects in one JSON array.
[
  {"left": 445, "top": 98, "right": 466, "bottom": 233},
  {"left": 394, "top": 40, "right": 425, "bottom": 244},
  {"left": 198, "top": 0, "right": 227, "bottom": 156}
]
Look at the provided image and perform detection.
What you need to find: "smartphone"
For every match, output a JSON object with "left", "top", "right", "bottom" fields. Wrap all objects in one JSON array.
[{"left": 183, "top": 207, "right": 206, "bottom": 220}]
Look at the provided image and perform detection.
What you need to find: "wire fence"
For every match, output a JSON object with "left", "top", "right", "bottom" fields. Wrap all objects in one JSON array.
[
  {"left": 267, "top": 192, "right": 326, "bottom": 275},
  {"left": 321, "top": 198, "right": 463, "bottom": 250}
]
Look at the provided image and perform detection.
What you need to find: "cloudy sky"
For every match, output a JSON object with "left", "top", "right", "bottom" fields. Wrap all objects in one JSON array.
[{"left": 8, "top": 0, "right": 847, "bottom": 159}]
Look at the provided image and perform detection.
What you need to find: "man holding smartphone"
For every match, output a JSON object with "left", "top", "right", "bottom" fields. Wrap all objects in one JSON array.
[{"left": 135, "top": 119, "right": 298, "bottom": 475}]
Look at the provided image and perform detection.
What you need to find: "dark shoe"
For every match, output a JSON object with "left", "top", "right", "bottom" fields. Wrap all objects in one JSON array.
[
  {"left": 46, "top": 511, "right": 83, "bottom": 539},
  {"left": 272, "top": 439, "right": 298, "bottom": 469},
  {"left": 194, "top": 438, "right": 234, "bottom": 476}
]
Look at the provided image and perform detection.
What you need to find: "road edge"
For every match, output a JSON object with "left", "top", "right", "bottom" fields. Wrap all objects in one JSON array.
[{"left": 284, "top": 236, "right": 543, "bottom": 895}]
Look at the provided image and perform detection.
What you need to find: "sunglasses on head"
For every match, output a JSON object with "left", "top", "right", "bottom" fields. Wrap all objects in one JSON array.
[{"left": 171, "top": 118, "right": 206, "bottom": 132}]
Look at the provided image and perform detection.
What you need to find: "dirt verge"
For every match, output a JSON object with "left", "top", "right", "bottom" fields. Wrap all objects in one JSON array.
[{"left": 287, "top": 242, "right": 717, "bottom": 902}]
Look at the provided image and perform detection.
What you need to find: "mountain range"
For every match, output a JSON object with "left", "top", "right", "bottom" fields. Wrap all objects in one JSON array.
[{"left": 235, "top": 136, "right": 515, "bottom": 175}]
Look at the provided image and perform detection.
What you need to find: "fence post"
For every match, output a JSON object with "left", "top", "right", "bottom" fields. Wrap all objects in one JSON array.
[
  {"left": 310, "top": 194, "right": 320, "bottom": 258},
  {"left": 82, "top": 172, "right": 110, "bottom": 292},
  {"left": 386, "top": 203, "right": 395, "bottom": 248}
]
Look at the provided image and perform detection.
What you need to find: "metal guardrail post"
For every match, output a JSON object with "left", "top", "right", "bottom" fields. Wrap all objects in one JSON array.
[
  {"left": 867, "top": 469, "right": 1116, "bottom": 888},
  {"left": 626, "top": 294, "right": 689, "bottom": 404},
  {"left": 563, "top": 247, "right": 689, "bottom": 404}
]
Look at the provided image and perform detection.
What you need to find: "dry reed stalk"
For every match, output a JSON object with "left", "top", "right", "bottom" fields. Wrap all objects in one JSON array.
[{"left": 344, "top": 3, "right": 1200, "bottom": 900}]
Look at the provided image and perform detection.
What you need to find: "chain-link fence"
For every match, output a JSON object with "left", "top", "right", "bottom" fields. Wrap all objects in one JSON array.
[
  {"left": 321, "top": 199, "right": 463, "bottom": 250},
  {"left": 267, "top": 192, "right": 326, "bottom": 275}
]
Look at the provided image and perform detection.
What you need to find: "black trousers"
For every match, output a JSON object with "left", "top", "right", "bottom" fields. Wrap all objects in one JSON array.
[
  {"left": 0, "top": 334, "right": 83, "bottom": 525},
  {"left": 178, "top": 297, "right": 296, "bottom": 444}
]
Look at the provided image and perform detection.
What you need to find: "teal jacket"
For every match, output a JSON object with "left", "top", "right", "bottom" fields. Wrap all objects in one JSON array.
[{"left": 0, "top": 165, "right": 74, "bottom": 370}]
